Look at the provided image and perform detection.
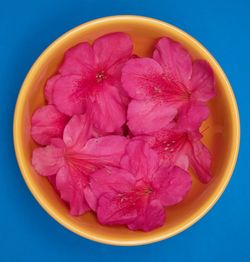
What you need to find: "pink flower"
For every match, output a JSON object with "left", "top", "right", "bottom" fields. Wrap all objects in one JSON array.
[
  {"left": 32, "top": 114, "right": 128, "bottom": 215},
  {"left": 122, "top": 37, "right": 215, "bottom": 134},
  {"left": 31, "top": 105, "right": 69, "bottom": 145},
  {"left": 138, "top": 124, "right": 212, "bottom": 183},
  {"left": 50, "top": 32, "right": 133, "bottom": 133},
  {"left": 88, "top": 140, "right": 191, "bottom": 231}
]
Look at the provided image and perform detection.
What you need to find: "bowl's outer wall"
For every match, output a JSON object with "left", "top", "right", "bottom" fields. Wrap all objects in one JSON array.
[{"left": 14, "top": 16, "right": 240, "bottom": 246}]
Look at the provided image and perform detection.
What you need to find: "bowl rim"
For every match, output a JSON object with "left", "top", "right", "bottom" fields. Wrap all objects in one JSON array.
[{"left": 13, "top": 15, "right": 240, "bottom": 246}]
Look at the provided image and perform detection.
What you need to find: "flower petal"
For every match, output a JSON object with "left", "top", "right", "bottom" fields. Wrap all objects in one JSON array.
[
  {"left": 128, "top": 200, "right": 165, "bottom": 232},
  {"left": 50, "top": 138, "right": 65, "bottom": 147},
  {"left": 31, "top": 105, "right": 69, "bottom": 145},
  {"left": 178, "top": 102, "right": 209, "bottom": 130},
  {"left": 97, "top": 192, "right": 137, "bottom": 225},
  {"left": 141, "top": 128, "right": 189, "bottom": 168},
  {"left": 189, "top": 138, "right": 212, "bottom": 183},
  {"left": 90, "top": 83, "right": 126, "bottom": 132},
  {"left": 32, "top": 143, "right": 65, "bottom": 176},
  {"left": 82, "top": 135, "right": 128, "bottom": 165},
  {"left": 93, "top": 32, "right": 133, "bottom": 70},
  {"left": 190, "top": 60, "right": 215, "bottom": 101},
  {"left": 153, "top": 166, "right": 192, "bottom": 206},
  {"left": 120, "top": 139, "right": 159, "bottom": 179},
  {"left": 87, "top": 167, "right": 135, "bottom": 211},
  {"left": 90, "top": 167, "right": 136, "bottom": 224},
  {"left": 56, "top": 166, "right": 90, "bottom": 216},
  {"left": 44, "top": 74, "right": 61, "bottom": 104},
  {"left": 153, "top": 37, "right": 192, "bottom": 84},
  {"left": 83, "top": 185, "right": 97, "bottom": 211},
  {"left": 121, "top": 58, "right": 164, "bottom": 100},
  {"left": 53, "top": 75, "right": 86, "bottom": 116},
  {"left": 59, "top": 42, "right": 95, "bottom": 76},
  {"left": 175, "top": 154, "right": 189, "bottom": 171},
  {"left": 63, "top": 114, "right": 92, "bottom": 150},
  {"left": 127, "top": 99, "right": 177, "bottom": 135}
]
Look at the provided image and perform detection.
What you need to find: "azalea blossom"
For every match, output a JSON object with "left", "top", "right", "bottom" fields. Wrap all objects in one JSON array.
[
  {"left": 88, "top": 140, "right": 191, "bottom": 231},
  {"left": 49, "top": 32, "right": 133, "bottom": 133},
  {"left": 137, "top": 122, "right": 212, "bottom": 183},
  {"left": 32, "top": 114, "right": 128, "bottom": 215},
  {"left": 31, "top": 105, "right": 69, "bottom": 145},
  {"left": 121, "top": 37, "right": 215, "bottom": 134}
]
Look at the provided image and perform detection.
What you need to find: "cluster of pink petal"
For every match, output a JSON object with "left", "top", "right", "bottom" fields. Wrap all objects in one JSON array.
[{"left": 31, "top": 33, "right": 215, "bottom": 232}]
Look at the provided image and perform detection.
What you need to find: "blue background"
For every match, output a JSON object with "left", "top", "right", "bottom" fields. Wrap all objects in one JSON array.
[{"left": 1, "top": 0, "right": 249, "bottom": 261}]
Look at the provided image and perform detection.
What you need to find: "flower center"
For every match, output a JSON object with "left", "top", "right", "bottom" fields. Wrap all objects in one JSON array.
[
  {"left": 152, "top": 75, "right": 190, "bottom": 103},
  {"left": 153, "top": 130, "right": 188, "bottom": 158},
  {"left": 135, "top": 183, "right": 153, "bottom": 198},
  {"left": 95, "top": 71, "right": 107, "bottom": 83},
  {"left": 162, "top": 140, "right": 177, "bottom": 153},
  {"left": 143, "top": 186, "right": 153, "bottom": 195},
  {"left": 117, "top": 184, "right": 153, "bottom": 206}
]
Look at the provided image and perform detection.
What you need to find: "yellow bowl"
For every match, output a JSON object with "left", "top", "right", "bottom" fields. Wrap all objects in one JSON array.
[{"left": 13, "top": 15, "right": 240, "bottom": 246}]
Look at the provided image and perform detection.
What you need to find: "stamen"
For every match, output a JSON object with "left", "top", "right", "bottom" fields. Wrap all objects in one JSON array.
[
  {"left": 154, "top": 86, "right": 162, "bottom": 93},
  {"left": 201, "top": 126, "right": 210, "bottom": 134},
  {"left": 144, "top": 187, "right": 153, "bottom": 195},
  {"left": 96, "top": 71, "right": 106, "bottom": 83}
]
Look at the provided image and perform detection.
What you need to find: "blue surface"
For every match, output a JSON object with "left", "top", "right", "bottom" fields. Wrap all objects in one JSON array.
[{"left": 0, "top": 0, "right": 249, "bottom": 261}]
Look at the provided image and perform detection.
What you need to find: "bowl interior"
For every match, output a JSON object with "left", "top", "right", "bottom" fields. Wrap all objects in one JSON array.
[{"left": 14, "top": 16, "right": 239, "bottom": 245}]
